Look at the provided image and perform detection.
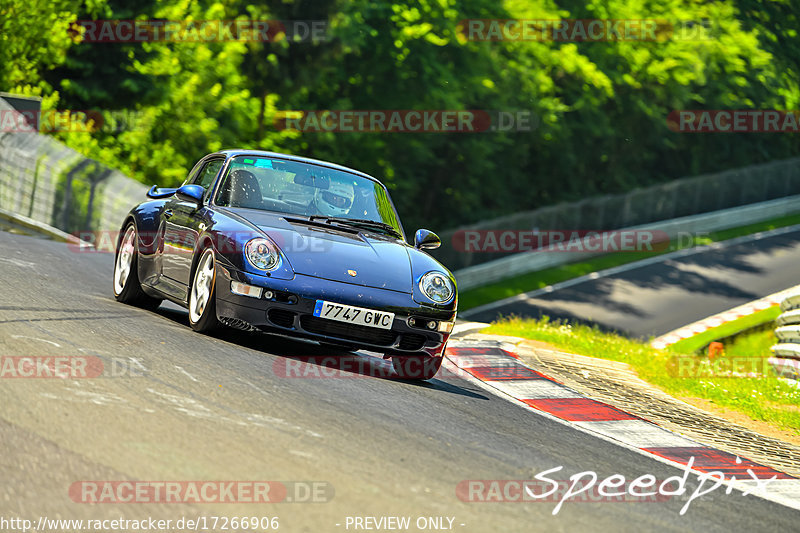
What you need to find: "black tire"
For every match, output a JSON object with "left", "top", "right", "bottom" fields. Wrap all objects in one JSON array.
[
  {"left": 391, "top": 355, "right": 443, "bottom": 380},
  {"left": 188, "top": 247, "right": 220, "bottom": 333},
  {"left": 113, "top": 223, "right": 162, "bottom": 309}
]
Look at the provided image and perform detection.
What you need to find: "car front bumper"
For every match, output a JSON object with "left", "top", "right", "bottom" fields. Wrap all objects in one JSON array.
[{"left": 215, "top": 266, "right": 456, "bottom": 357}]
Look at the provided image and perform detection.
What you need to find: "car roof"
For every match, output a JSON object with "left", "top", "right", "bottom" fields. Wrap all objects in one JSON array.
[{"left": 214, "top": 149, "right": 380, "bottom": 184}]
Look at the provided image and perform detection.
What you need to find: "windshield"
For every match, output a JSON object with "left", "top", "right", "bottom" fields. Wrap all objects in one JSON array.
[{"left": 214, "top": 155, "right": 403, "bottom": 236}]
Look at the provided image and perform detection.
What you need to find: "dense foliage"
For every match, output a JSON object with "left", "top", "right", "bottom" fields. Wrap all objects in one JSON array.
[{"left": 2, "top": 0, "right": 798, "bottom": 232}]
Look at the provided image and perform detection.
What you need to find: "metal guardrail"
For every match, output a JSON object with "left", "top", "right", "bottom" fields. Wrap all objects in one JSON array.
[
  {"left": 777, "top": 309, "right": 800, "bottom": 326},
  {"left": 770, "top": 290, "right": 800, "bottom": 383},
  {"left": 0, "top": 96, "right": 146, "bottom": 234},
  {"left": 434, "top": 156, "right": 800, "bottom": 273},
  {"left": 780, "top": 294, "right": 800, "bottom": 312},
  {"left": 775, "top": 325, "right": 800, "bottom": 343},
  {"left": 772, "top": 344, "right": 800, "bottom": 359},
  {"left": 454, "top": 195, "right": 800, "bottom": 290},
  {"left": 3, "top": 91, "right": 800, "bottom": 295}
]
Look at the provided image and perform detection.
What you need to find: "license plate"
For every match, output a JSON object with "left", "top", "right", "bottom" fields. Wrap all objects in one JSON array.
[{"left": 312, "top": 300, "right": 395, "bottom": 329}]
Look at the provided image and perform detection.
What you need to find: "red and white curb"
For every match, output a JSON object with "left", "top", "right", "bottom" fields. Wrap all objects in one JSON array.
[
  {"left": 443, "top": 340, "right": 800, "bottom": 510},
  {"left": 650, "top": 285, "right": 800, "bottom": 350}
]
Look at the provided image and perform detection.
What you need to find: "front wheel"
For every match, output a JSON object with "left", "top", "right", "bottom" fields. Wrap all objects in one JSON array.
[
  {"left": 391, "top": 355, "right": 443, "bottom": 380},
  {"left": 113, "top": 223, "right": 162, "bottom": 309},
  {"left": 189, "top": 247, "right": 220, "bottom": 333}
]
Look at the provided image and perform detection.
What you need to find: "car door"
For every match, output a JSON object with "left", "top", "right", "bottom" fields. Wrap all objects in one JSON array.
[{"left": 161, "top": 157, "right": 225, "bottom": 288}]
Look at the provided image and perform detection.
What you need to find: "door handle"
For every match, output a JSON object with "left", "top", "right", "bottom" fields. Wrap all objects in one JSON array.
[{"left": 164, "top": 209, "right": 174, "bottom": 219}]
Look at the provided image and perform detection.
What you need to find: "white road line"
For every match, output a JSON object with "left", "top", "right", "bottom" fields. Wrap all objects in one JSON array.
[
  {"left": 462, "top": 223, "right": 800, "bottom": 318},
  {"left": 174, "top": 365, "right": 200, "bottom": 382},
  {"left": 0, "top": 257, "right": 37, "bottom": 268},
  {"left": 10, "top": 335, "right": 61, "bottom": 347}
]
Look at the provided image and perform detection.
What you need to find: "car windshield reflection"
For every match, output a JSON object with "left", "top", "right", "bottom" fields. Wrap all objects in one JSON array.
[{"left": 214, "top": 155, "right": 403, "bottom": 236}]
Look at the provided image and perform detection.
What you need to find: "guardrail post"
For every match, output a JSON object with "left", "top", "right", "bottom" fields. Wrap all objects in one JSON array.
[{"left": 770, "top": 289, "right": 800, "bottom": 385}]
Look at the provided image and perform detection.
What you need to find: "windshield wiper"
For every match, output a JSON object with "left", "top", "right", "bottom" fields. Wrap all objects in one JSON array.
[
  {"left": 309, "top": 216, "right": 403, "bottom": 239},
  {"left": 284, "top": 216, "right": 361, "bottom": 235}
]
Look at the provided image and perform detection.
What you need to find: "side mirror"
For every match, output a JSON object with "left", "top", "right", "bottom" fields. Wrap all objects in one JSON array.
[
  {"left": 175, "top": 184, "right": 204, "bottom": 205},
  {"left": 414, "top": 229, "right": 441, "bottom": 250}
]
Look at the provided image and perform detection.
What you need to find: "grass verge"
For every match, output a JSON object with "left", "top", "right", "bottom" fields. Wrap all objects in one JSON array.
[
  {"left": 484, "top": 316, "right": 800, "bottom": 434},
  {"left": 459, "top": 213, "right": 800, "bottom": 311}
]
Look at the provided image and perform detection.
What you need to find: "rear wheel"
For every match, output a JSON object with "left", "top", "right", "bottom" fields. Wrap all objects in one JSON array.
[
  {"left": 113, "top": 223, "right": 162, "bottom": 309},
  {"left": 189, "top": 247, "right": 220, "bottom": 333},
  {"left": 391, "top": 355, "right": 443, "bottom": 380}
]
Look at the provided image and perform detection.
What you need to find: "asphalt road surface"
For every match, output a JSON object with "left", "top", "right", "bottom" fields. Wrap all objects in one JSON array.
[
  {"left": 463, "top": 226, "right": 800, "bottom": 338},
  {"left": 1, "top": 230, "right": 798, "bottom": 532}
]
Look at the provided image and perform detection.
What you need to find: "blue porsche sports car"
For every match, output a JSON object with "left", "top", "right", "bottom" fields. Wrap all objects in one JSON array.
[{"left": 112, "top": 150, "right": 457, "bottom": 379}]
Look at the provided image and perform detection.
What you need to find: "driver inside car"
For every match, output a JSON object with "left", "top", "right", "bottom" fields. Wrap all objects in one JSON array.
[{"left": 310, "top": 178, "right": 355, "bottom": 217}]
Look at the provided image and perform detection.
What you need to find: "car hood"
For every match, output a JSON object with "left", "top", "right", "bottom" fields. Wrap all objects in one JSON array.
[{"left": 223, "top": 208, "right": 413, "bottom": 293}]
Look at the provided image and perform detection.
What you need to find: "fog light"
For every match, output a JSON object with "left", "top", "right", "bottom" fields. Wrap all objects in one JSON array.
[
  {"left": 230, "top": 281, "right": 263, "bottom": 299},
  {"left": 408, "top": 317, "right": 417, "bottom": 327},
  {"left": 427, "top": 320, "right": 437, "bottom": 330},
  {"left": 438, "top": 321, "right": 455, "bottom": 333},
  {"left": 264, "top": 290, "right": 274, "bottom": 299}
]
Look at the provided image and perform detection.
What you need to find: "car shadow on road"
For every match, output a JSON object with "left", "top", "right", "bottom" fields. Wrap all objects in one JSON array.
[{"left": 152, "top": 304, "right": 488, "bottom": 400}]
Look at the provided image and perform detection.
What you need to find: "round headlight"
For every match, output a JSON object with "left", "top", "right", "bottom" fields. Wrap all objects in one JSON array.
[
  {"left": 245, "top": 238, "right": 281, "bottom": 271},
  {"left": 419, "top": 271, "right": 454, "bottom": 303}
]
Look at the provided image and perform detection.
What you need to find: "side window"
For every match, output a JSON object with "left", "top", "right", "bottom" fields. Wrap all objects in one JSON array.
[
  {"left": 182, "top": 161, "right": 204, "bottom": 186},
  {"left": 191, "top": 159, "right": 224, "bottom": 191}
]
